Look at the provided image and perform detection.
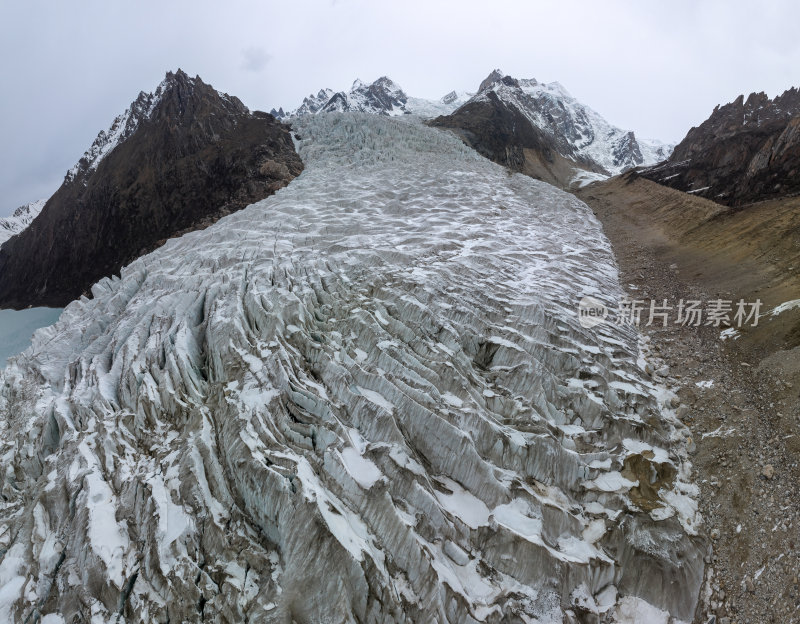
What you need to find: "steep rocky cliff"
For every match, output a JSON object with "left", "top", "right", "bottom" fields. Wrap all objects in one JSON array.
[
  {"left": 430, "top": 70, "right": 672, "bottom": 188},
  {"left": 0, "top": 70, "right": 302, "bottom": 309},
  {"left": 641, "top": 87, "right": 800, "bottom": 205}
]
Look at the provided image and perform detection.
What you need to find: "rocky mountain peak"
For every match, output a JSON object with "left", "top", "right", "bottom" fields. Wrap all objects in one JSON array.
[
  {"left": 65, "top": 70, "right": 249, "bottom": 186},
  {"left": 478, "top": 68, "right": 506, "bottom": 92},
  {"left": 432, "top": 69, "right": 673, "bottom": 187},
  {"left": 0, "top": 70, "right": 302, "bottom": 308},
  {"left": 642, "top": 84, "right": 800, "bottom": 204},
  {"left": 686, "top": 87, "right": 800, "bottom": 147}
]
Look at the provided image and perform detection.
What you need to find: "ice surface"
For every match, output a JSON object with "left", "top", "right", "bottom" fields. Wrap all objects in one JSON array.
[{"left": 0, "top": 113, "right": 701, "bottom": 622}]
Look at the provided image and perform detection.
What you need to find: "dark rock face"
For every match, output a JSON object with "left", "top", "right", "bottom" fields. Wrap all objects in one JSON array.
[
  {"left": 430, "top": 90, "right": 570, "bottom": 173},
  {"left": 430, "top": 70, "right": 668, "bottom": 188},
  {"left": 641, "top": 87, "right": 800, "bottom": 205},
  {"left": 0, "top": 70, "right": 303, "bottom": 309}
]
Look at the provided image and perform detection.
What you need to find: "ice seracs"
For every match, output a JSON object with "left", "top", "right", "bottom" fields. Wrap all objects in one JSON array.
[{"left": 0, "top": 113, "right": 701, "bottom": 622}]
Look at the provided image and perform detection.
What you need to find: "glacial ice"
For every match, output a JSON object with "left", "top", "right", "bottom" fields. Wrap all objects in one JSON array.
[{"left": 0, "top": 113, "right": 702, "bottom": 622}]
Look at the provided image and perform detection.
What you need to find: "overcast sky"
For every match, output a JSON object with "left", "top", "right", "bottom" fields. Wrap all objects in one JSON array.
[{"left": 1, "top": 0, "right": 799, "bottom": 216}]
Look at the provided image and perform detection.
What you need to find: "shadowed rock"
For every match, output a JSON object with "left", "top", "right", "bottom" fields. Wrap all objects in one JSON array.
[
  {"left": 0, "top": 70, "right": 303, "bottom": 309},
  {"left": 641, "top": 87, "right": 800, "bottom": 205}
]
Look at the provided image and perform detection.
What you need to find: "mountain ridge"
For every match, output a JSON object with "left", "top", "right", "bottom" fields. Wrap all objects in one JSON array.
[
  {"left": 640, "top": 86, "right": 800, "bottom": 205},
  {"left": 0, "top": 69, "right": 302, "bottom": 309},
  {"left": 430, "top": 69, "right": 673, "bottom": 189}
]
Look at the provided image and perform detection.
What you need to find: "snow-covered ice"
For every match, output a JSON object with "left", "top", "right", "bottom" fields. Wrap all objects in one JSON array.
[{"left": 0, "top": 113, "right": 701, "bottom": 622}]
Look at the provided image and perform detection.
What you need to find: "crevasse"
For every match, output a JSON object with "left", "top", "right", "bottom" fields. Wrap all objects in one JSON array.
[{"left": 0, "top": 113, "right": 702, "bottom": 623}]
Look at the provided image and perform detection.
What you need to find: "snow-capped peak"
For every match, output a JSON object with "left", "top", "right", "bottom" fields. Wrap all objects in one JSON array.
[
  {"left": 274, "top": 77, "right": 473, "bottom": 120},
  {"left": 65, "top": 81, "right": 167, "bottom": 184},
  {"left": 470, "top": 70, "right": 674, "bottom": 176},
  {"left": 275, "top": 76, "right": 409, "bottom": 118},
  {"left": 0, "top": 199, "right": 46, "bottom": 247}
]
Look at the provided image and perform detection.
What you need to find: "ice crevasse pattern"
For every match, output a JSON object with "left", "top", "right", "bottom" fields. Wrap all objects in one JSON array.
[{"left": 0, "top": 113, "right": 702, "bottom": 623}]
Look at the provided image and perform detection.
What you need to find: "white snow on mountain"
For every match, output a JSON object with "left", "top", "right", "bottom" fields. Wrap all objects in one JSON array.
[
  {"left": 64, "top": 78, "right": 171, "bottom": 184},
  {"left": 274, "top": 77, "right": 473, "bottom": 119},
  {"left": 0, "top": 307, "right": 63, "bottom": 367},
  {"left": 474, "top": 70, "right": 674, "bottom": 178},
  {"left": 637, "top": 137, "right": 674, "bottom": 168},
  {"left": 0, "top": 199, "right": 45, "bottom": 247},
  {"left": 276, "top": 71, "right": 672, "bottom": 188},
  {"left": 0, "top": 113, "right": 701, "bottom": 622}
]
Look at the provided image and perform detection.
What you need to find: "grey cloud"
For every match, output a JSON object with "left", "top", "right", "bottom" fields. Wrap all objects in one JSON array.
[
  {"left": 241, "top": 46, "right": 272, "bottom": 72},
  {"left": 2, "top": 0, "right": 800, "bottom": 216}
]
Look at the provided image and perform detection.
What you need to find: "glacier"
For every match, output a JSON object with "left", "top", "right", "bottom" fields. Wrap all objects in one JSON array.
[{"left": 0, "top": 113, "right": 702, "bottom": 623}]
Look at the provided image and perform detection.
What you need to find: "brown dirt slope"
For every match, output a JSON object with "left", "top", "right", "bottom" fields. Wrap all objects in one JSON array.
[{"left": 577, "top": 173, "right": 800, "bottom": 623}]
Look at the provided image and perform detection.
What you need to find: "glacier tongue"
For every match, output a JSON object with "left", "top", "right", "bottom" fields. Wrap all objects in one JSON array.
[{"left": 0, "top": 113, "right": 702, "bottom": 623}]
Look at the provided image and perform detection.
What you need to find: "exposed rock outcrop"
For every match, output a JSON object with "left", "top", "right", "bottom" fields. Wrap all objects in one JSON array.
[
  {"left": 641, "top": 87, "right": 800, "bottom": 205},
  {"left": 0, "top": 70, "right": 302, "bottom": 309},
  {"left": 430, "top": 70, "right": 672, "bottom": 188},
  {"left": 0, "top": 199, "right": 45, "bottom": 247}
]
